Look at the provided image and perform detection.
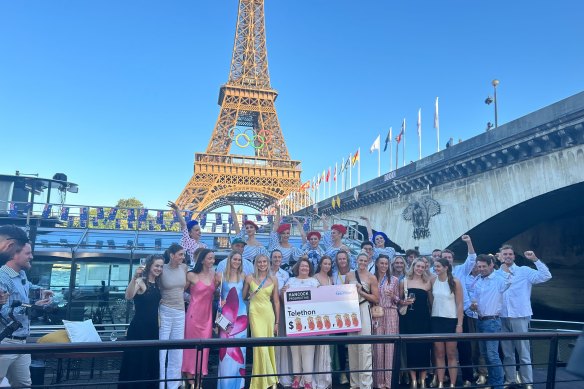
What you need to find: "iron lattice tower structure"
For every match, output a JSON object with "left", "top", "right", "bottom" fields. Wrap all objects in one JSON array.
[{"left": 176, "top": 0, "right": 302, "bottom": 212}]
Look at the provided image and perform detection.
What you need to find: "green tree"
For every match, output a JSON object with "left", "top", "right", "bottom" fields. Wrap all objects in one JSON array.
[{"left": 116, "top": 198, "right": 144, "bottom": 209}]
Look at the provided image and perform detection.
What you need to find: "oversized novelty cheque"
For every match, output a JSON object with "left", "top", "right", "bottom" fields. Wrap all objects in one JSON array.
[{"left": 284, "top": 284, "right": 361, "bottom": 336}]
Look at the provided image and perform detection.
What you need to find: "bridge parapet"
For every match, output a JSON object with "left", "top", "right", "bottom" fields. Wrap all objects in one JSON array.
[{"left": 299, "top": 91, "right": 584, "bottom": 216}]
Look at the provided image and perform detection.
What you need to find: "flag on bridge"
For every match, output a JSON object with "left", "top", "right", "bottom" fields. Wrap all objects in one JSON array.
[
  {"left": 96, "top": 207, "right": 104, "bottom": 220},
  {"left": 383, "top": 127, "right": 392, "bottom": 152},
  {"left": 370, "top": 134, "right": 380, "bottom": 153},
  {"left": 396, "top": 120, "right": 405, "bottom": 143},
  {"left": 156, "top": 211, "right": 164, "bottom": 225},
  {"left": 128, "top": 209, "right": 136, "bottom": 222},
  {"left": 351, "top": 149, "right": 360, "bottom": 166},
  {"left": 199, "top": 213, "right": 207, "bottom": 229}
]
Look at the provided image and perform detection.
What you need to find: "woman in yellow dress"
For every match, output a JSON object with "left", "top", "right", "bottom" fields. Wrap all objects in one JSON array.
[{"left": 243, "top": 254, "right": 280, "bottom": 389}]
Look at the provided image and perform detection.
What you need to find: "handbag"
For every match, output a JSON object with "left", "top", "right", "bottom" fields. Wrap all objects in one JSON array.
[
  {"left": 399, "top": 278, "right": 409, "bottom": 316},
  {"left": 371, "top": 274, "right": 387, "bottom": 318},
  {"left": 215, "top": 276, "right": 232, "bottom": 332},
  {"left": 371, "top": 305, "right": 384, "bottom": 318}
]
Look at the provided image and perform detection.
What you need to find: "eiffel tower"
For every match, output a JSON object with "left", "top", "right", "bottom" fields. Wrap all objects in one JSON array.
[{"left": 176, "top": 0, "right": 302, "bottom": 212}]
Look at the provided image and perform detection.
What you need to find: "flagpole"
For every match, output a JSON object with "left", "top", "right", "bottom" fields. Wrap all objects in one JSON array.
[
  {"left": 328, "top": 167, "right": 331, "bottom": 198},
  {"left": 358, "top": 147, "right": 361, "bottom": 185},
  {"left": 396, "top": 139, "right": 399, "bottom": 171},
  {"left": 435, "top": 97, "right": 440, "bottom": 152},
  {"left": 335, "top": 162, "right": 338, "bottom": 195},
  {"left": 349, "top": 154, "right": 353, "bottom": 188},
  {"left": 403, "top": 118, "right": 406, "bottom": 167},
  {"left": 377, "top": 144, "right": 380, "bottom": 177},
  {"left": 389, "top": 127, "right": 393, "bottom": 171},
  {"left": 418, "top": 108, "right": 422, "bottom": 160},
  {"left": 341, "top": 157, "right": 345, "bottom": 192}
]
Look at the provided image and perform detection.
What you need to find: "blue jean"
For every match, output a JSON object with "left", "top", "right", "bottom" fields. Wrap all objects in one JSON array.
[{"left": 477, "top": 318, "right": 504, "bottom": 389}]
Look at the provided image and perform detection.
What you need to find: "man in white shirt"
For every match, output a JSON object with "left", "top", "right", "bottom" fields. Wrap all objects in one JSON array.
[
  {"left": 497, "top": 245, "right": 551, "bottom": 388},
  {"left": 472, "top": 254, "right": 511, "bottom": 389}
]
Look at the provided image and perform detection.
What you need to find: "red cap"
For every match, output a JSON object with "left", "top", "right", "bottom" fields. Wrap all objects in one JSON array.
[
  {"left": 277, "top": 223, "right": 291, "bottom": 234},
  {"left": 331, "top": 224, "right": 347, "bottom": 235},
  {"left": 244, "top": 220, "right": 259, "bottom": 230},
  {"left": 307, "top": 231, "right": 321, "bottom": 240}
]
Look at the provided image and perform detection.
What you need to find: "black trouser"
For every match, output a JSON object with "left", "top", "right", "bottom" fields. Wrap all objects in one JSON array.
[{"left": 457, "top": 315, "right": 475, "bottom": 382}]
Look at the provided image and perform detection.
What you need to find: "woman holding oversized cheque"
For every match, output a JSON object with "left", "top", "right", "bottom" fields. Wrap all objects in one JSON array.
[{"left": 281, "top": 256, "right": 330, "bottom": 389}]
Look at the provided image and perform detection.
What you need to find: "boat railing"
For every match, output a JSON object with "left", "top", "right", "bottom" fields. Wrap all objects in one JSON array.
[{"left": 0, "top": 331, "right": 580, "bottom": 389}]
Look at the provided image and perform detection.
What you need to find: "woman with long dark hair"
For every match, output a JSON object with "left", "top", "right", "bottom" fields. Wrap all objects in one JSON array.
[
  {"left": 314, "top": 255, "right": 333, "bottom": 286},
  {"left": 372, "top": 254, "right": 400, "bottom": 389},
  {"left": 119, "top": 255, "right": 164, "bottom": 389},
  {"left": 159, "top": 244, "right": 188, "bottom": 389},
  {"left": 182, "top": 249, "right": 218, "bottom": 387},
  {"left": 430, "top": 258, "right": 464, "bottom": 388}
]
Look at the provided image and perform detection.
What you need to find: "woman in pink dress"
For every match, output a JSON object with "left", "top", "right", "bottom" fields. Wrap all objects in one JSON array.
[
  {"left": 181, "top": 249, "right": 218, "bottom": 388},
  {"left": 372, "top": 254, "right": 400, "bottom": 389}
]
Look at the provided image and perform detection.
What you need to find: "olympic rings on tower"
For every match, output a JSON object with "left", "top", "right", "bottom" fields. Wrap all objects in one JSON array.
[{"left": 229, "top": 127, "right": 272, "bottom": 149}]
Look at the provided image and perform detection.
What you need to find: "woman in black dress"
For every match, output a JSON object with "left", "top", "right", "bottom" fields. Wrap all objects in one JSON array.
[
  {"left": 400, "top": 257, "right": 433, "bottom": 389},
  {"left": 119, "top": 254, "right": 164, "bottom": 389}
]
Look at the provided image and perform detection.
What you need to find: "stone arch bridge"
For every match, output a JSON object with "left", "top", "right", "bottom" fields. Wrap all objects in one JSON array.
[{"left": 296, "top": 91, "right": 584, "bottom": 319}]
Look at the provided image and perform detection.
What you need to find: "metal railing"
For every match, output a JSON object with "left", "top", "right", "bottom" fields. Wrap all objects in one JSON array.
[{"left": 0, "top": 331, "right": 580, "bottom": 389}]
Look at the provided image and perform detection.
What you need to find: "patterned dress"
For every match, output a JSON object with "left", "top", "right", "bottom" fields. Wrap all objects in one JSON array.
[
  {"left": 373, "top": 275, "right": 400, "bottom": 388},
  {"left": 218, "top": 279, "right": 248, "bottom": 389},
  {"left": 268, "top": 232, "right": 304, "bottom": 272},
  {"left": 235, "top": 230, "right": 269, "bottom": 263}
]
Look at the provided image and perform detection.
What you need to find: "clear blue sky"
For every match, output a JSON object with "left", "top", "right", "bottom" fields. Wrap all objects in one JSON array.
[{"left": 1, "top": 1, "right": 583, "bottom": 210}]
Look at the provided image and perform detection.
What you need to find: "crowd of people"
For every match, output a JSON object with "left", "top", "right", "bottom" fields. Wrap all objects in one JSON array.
[{"left": 0, "top": 209, "right": 553, "bottom": 389}]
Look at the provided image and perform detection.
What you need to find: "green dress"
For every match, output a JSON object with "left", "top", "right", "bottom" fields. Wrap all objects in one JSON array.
[{"left": 249, "top": 280, "right": 277, "bottom": 389}]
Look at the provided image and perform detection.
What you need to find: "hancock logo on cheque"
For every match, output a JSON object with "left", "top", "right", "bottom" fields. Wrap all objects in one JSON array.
[{"left": 286, "top": 290, "right": 312, "bottom": 302}]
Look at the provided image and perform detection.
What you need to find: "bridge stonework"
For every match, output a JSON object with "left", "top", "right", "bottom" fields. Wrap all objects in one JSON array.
[
  {"left": 335, "top": 144, "right": 584, "bottom": 253},
  {"left": 301, "top": 91, "right": 584, "bottom": 254}
]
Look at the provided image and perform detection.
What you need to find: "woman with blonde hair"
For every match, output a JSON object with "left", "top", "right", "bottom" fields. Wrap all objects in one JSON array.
[
  {"left": 243, "top": 254, "right": 280, "bottom": 389},
  {"left": 400, "top": 257, "right": 432, "bottom": 388},
  {"left": 345, "top": 253, "right": 379, "bottom": 389}
]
